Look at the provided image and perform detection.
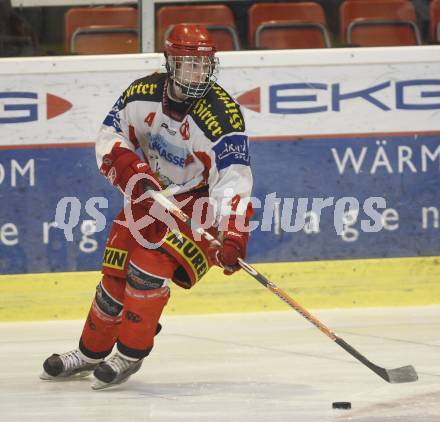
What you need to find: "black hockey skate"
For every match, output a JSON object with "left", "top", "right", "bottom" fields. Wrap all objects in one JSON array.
[
  {"left": 92, "top": 353, "right": 143, "bottom": 390},
  {"left": 40, "top": 349, "right": 102, "bottom": 380}
]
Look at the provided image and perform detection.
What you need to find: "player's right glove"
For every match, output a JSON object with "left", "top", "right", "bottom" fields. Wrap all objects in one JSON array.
[
  {"left": 100, "top": 145, "right": 162, "bottom": 200},
  {"left": 216, "top": 215, "right": 249, "bottom": 275}
]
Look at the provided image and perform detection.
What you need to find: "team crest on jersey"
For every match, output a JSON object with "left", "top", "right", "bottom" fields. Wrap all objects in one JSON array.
[{"left": 180, "top": 118, "right": 190, "bottom": 140}]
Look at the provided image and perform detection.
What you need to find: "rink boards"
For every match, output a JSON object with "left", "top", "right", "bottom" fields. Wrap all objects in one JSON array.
[
  {"left": 0, "top": 47, "right": 440, "bottom": 315},
  {"left": 1, "top": 132, "right": 440, "bottom": 274},
  {"left": 1, "top": 257, "right": 439, "bottom": 321}
]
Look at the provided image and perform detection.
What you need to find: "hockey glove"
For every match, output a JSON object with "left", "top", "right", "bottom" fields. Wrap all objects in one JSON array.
[
  {"left": 100, "top": 146, "right": 162, "bottom": 200},
  {"left": 216, "top": 215, "right": 250, "bottom": 276}
]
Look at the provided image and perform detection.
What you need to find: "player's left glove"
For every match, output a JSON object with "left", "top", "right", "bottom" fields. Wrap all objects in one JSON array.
[{"left": 216, "top": 215, "right": 250, "bottom": 275}]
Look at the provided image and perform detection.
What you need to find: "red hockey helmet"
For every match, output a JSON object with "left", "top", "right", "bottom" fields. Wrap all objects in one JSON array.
[
  {"left": 165, "top": 24, "right": 219, "bottom": 99},
  {"left": 165, "top": 23, "right": 217, "bottom": 56}
]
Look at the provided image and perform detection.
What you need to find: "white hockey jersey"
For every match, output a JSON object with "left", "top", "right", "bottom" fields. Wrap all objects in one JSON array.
[{"left": 96, "top": 72, "right": 253, "bottom": 223}]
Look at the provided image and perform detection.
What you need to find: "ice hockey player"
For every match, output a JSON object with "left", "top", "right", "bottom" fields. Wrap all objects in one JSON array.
[{"left": 40, "top": 23, "right": 253, "bottom": 390}]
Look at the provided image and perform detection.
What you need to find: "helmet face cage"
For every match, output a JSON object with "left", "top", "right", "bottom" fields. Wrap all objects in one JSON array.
[{"left": 167, "top": 55, "right": 219, "bottom": 99}]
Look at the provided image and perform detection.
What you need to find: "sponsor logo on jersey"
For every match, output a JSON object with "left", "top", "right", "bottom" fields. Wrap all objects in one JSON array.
[
  {"left": 103, "top": 98, "right": 122, "bottom": 132},
  {"left": 193, "top": 99, "right": 223, "bottom": 138},
  {"left": 0, "top": 92, "right": 72, "bottom": 124},
  {"left": 161, "top": 122, "right": 177, "bottom": 135},
  {"left": 164, "top": 230, "right": 208, "bottom": 280},
  {"left": 211, "top": 85, "right": 244, "bottom": 131},
  {"left": 192, "top": 86, "right": 244, "bottom": 140},
  {"left": 102, "top": 247, "right": 128, "bottom": 270},
  {"left": 236, "top": 79, "right": 440, "bottom": 115},
  {"left": 212, "top": 134, "right": 250, "bottom": 170},
  {"left": 149, "top": 134, "right": 189, "bottom": 168},
  {"left": 121, "top": 82, "right": 158, "bottom": 105}
]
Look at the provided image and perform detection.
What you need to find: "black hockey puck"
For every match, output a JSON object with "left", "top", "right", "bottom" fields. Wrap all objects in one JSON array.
[{"left": 332, "top": 402, "right": 351, "bottom": 409}]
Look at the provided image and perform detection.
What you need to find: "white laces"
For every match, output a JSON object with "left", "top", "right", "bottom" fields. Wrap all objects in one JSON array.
[
  {"left": 59, "top": 350, "right": 84, "bottom": 371},
  {"left": 106, "top": 354, "right": 133, "bottom": 374}
]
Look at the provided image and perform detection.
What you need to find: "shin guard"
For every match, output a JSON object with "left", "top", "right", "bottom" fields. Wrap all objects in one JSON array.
[
  {"left": 79, "top": 275, "right": 125, "bottom": 360},
  {"left": 116, "top": 250, "right": 177, "bottom": 360}
]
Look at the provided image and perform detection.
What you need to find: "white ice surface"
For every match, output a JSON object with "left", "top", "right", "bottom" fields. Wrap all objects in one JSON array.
[{"left": 0, "top": 306, "right": 439, "bottom": 422}]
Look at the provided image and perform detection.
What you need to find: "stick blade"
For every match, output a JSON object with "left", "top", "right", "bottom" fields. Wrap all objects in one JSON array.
[
  {"left": 385, "top": 365, "right": 418, "bottom": 383},
  {"left": 335, "top": 337, "right": 418, "bottom": 384}
]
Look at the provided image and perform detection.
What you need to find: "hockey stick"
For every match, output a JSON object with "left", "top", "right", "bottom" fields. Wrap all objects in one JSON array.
[{"left": 149, "top": 189, "right": 418, "bottom": 384}]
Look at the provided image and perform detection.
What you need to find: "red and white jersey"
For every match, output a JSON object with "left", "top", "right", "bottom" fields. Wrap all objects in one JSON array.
[{"left": 96, "top": 72, "right": 253, "bottom": 222}]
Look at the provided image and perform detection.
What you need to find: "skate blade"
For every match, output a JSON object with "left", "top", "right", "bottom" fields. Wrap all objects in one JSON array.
[
  {"left": 91, "top": 376, "right": 130, "bottom": 390},
  {"left": 40, "top": 369, "right": 93, "bottom": 381}
]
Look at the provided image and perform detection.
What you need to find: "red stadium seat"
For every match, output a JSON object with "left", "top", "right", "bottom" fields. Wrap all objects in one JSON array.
[
  {"left": 71, "top": 26, "right": 138, "bottom": 54},
  {"left": 65, "top": 7, "right": 138, "bottom": 53},
  {"left": 430, "top": 0, "right": 440, "bottom": 42},
  {"left": 248, "top": 2, "right": 331, "bottom": 49},
  {"left": 156, "top": 5, "right": 240, "bottom": 51},
  {"left": 340, "top": 0, "right": 422, "bottom": 46}
]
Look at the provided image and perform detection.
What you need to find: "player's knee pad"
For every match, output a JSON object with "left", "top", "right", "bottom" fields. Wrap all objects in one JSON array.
[
  {"left": 128, "top": 248, "right": 179, "bottom": 289},
  {"left": 125, "top": 261, "right": 170, "bottom": 323},
  {"left": 127, "top": 261, "right": 169, "bottom": 291},
  {"left": 125, "top": 263, "right": 170, "bottom": 305}
]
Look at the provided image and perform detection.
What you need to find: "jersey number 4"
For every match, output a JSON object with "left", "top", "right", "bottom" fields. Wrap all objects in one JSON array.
[{"left": 145, "top": 112, "right": 155, "bottom": 127}]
